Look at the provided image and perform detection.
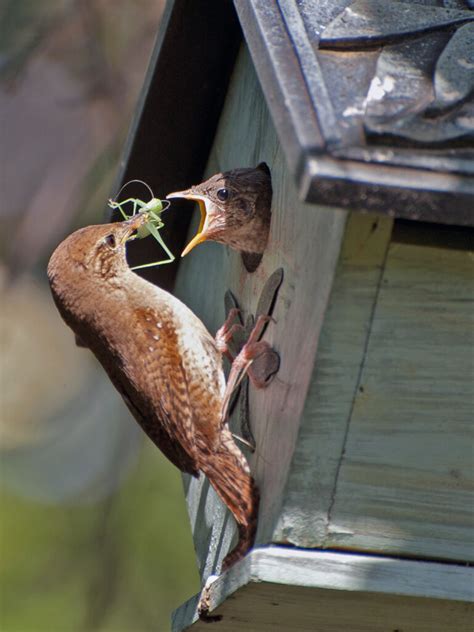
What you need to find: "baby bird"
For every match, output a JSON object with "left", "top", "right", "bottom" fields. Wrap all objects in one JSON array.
[
  {"left": 167, "top": 163, "right": 272, "bottom": 270},
  {"left": 47, "top": 213, "right": 259, "bottom": 571}
]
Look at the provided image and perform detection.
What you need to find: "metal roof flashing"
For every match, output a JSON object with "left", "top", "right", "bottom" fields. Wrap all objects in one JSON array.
[{"left": 235, "top": 0, "right": 474, "bottom": 226}]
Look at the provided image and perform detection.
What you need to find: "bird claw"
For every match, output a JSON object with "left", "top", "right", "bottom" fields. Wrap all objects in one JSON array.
[
  {"left": 231, "top": 314, "right": 277, "bottom": 384},
  {"left": 215, "top": 308, "right": 243, "bottom": 360},
  {"left": 220, "top": 269, "right": 283, "bottom": 439},
  {"left": 221, "top": 314, "right": 279, "bottom": 423}
]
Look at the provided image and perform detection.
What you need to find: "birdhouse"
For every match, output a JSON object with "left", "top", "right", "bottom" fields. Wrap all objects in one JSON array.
[{"left": 115, "top": 1, "right": 474, "bottom": 630}]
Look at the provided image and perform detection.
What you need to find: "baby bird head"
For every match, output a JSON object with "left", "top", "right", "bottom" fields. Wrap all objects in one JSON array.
[{"left": 167, "top": 163, "right": 272, "bottom": 257}]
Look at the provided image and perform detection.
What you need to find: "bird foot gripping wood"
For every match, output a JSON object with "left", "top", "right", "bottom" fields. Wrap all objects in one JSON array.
[
  {"left": 220, "top": 268, "right": 283, "bottom": 450},
  {"left": 216, "top": 308, "right": 280, "bottom": 393},
  {"left": 221, "top": 314, "right": 278, "bottom": 422},
  {"left": 215, "top": 308, "right": 243, "bottom": 362}
]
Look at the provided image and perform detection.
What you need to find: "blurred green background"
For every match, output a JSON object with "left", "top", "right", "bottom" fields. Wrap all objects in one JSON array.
[{"left": 0, "top": 1, "right": 199, "bottom": 630}]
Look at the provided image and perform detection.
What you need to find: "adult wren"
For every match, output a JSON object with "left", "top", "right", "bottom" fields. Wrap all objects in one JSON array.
[
  {"left": 167, "top": 162, "right": 272, "bottom": 271},
  {"left": 47, "top": 213, "right": 259, "bottom": 571}
]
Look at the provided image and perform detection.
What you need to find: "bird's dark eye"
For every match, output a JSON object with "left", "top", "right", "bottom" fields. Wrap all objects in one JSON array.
[
  {"left": 104, "top": 234, "right": 116, "bottom": 248},
  {"left": 217, "top": 188, "right": 229, "bottom": 202}
]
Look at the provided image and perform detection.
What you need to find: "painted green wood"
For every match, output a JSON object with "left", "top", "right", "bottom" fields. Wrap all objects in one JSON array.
[
  {"left": 275, "top": 213, "right": 394, "bottom": 546},
  {"left": 275, "top": 213, "right": 473, "bottom": 562},
  {"left": 172, "top": 548, "right": 474, "bottom": 631},
  {"left": 173, "top": 46, "right": 473, "bottom": 620},
  {"left": 327, "top": 238, "right": 474, "bottom": 561},
  {"left": 173, "top": 45, "right": 347, "bottom": 579}
]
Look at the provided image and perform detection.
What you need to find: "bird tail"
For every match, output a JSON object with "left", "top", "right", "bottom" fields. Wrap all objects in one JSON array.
[{"left": 199, "top": 428, "right": 259, "bottom": 571}]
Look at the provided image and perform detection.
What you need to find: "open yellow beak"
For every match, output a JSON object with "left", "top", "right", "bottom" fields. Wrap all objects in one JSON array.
[{"left": 166, "top": 190, "right": 210, "bottom": 256}]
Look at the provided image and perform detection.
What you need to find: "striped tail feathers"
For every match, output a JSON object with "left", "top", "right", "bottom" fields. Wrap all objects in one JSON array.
[{"left": 198, "top": 427, "right": 259, "bottom": 571}]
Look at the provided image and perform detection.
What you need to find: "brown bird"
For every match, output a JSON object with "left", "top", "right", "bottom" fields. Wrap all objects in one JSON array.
[
  {"left": 47, "top": 213, "right": 259, "bottom": 571},
  {"left": 167, "top": 163, "right": 272, "bottom": 270}
]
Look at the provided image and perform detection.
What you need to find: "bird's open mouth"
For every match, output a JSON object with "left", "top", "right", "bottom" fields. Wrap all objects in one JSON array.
[{"left": 166, "top": 190, "right": 210, "bottom": 256}]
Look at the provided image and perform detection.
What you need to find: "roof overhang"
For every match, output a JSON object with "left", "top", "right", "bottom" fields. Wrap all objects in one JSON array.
[
  {"left": 235, "top": 0, "right": 474, "bottom": 226},
  {"left": 113, "top": 0, "right": 473, "bottom": 276}
]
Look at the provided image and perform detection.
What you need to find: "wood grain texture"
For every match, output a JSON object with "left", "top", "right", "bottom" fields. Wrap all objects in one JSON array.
[
  {"left": 274, "top": 213, "right": 394, "bottom": 546},
  {"left": 274, "top": 212, "right": 473, "bottom": 562},
  {"left": 173, "top": 45, "right": 347, "bottom": 579},
  {"left": 172, "top": 547, "right": 473, "bottom": 631},
  {"left": 327, "top": 238, "right": 474, "bottom": 561}
]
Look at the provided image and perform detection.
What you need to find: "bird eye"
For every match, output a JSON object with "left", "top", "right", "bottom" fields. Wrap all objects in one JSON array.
[
  {"left": 217, "top": 188, "right": 229, "bottom": 202},
  {"left": 104, "top": 234, "right": 116, "bottom": 248}
]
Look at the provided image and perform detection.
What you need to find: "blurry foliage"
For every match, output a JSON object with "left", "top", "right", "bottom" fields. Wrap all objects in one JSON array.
[
  {"left": 1, "top": 443, "right": 198, "bottom": 632},
  {"left": 0, "top": 0, "right": 166, "bottom": 272},
  {"left": 0, "top": 2, "right": 200, "bottom": 630},
  {"left": 0, "top": 0, "right": 61, "bottom": 84}
]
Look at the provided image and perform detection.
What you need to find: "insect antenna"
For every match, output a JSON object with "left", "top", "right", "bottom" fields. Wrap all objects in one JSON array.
[{"left": 113, "top": 179, "right": 155, "bottom": 204}]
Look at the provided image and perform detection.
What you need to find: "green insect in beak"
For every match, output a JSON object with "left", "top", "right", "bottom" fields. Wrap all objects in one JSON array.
[{"left": 108, "top": 180, "right": 175, "bottom": 271}]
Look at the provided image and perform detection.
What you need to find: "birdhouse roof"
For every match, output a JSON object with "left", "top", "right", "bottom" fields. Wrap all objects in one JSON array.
[{"left": 116, "top": 0, "right": 474, "bottom": 229}]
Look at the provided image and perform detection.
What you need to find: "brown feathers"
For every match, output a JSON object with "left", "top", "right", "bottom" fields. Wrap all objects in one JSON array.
[{"left": 47, "top": 214, "right": 258, "bottom": 569}]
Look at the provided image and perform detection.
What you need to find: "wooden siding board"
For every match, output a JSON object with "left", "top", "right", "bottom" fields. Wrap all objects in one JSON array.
[
  {"left": 172, "top": 548, "right": 473, "bottom": 631},
  {"left": 172, "top": 46, "right": 347, "bottom": 578},
  {"left": 274, "top": 213, "right": 394, "bottom": 546},
  {"left": 328, "top": 240, "right": 474, "bottom": 561},
  {"left": 177, "top": 585, "right": 473, "bottom": 632}
]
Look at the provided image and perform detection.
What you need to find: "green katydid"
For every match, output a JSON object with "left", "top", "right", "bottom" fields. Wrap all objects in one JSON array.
[{"left": 108, "top": 180, "right": 175, "bottom": 271}]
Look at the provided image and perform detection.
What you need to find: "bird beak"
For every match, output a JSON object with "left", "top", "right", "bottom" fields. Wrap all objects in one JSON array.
[
  {"left": 121, "top": 212, "right": 149, "bottom": 244},
  {"left": 167, "top": 189, "right": 211, "bottom": 256}
]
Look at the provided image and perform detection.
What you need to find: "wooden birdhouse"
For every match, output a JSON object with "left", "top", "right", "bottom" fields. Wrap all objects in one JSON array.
[{"left": 115, "top": 1, "right": 474, "bottom": 630}]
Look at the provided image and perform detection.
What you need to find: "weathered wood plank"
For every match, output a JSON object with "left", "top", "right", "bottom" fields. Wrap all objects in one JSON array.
[
  {"left": 173, "top": 45, "right": 347, "bottom": 578},
  {"left": 274, "top": 212, "right": 393, "bottom": 546},
  {"left": 172, "top": 547, "right": 474, "bottom": 631},
  {"left": 328, "top": 238, "right": 474, "bottom": 561}
]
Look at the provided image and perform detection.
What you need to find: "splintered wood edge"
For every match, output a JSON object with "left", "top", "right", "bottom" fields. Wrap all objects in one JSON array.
[{"left": 171, "top": 546, "right": 474, "bottom": 630}]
